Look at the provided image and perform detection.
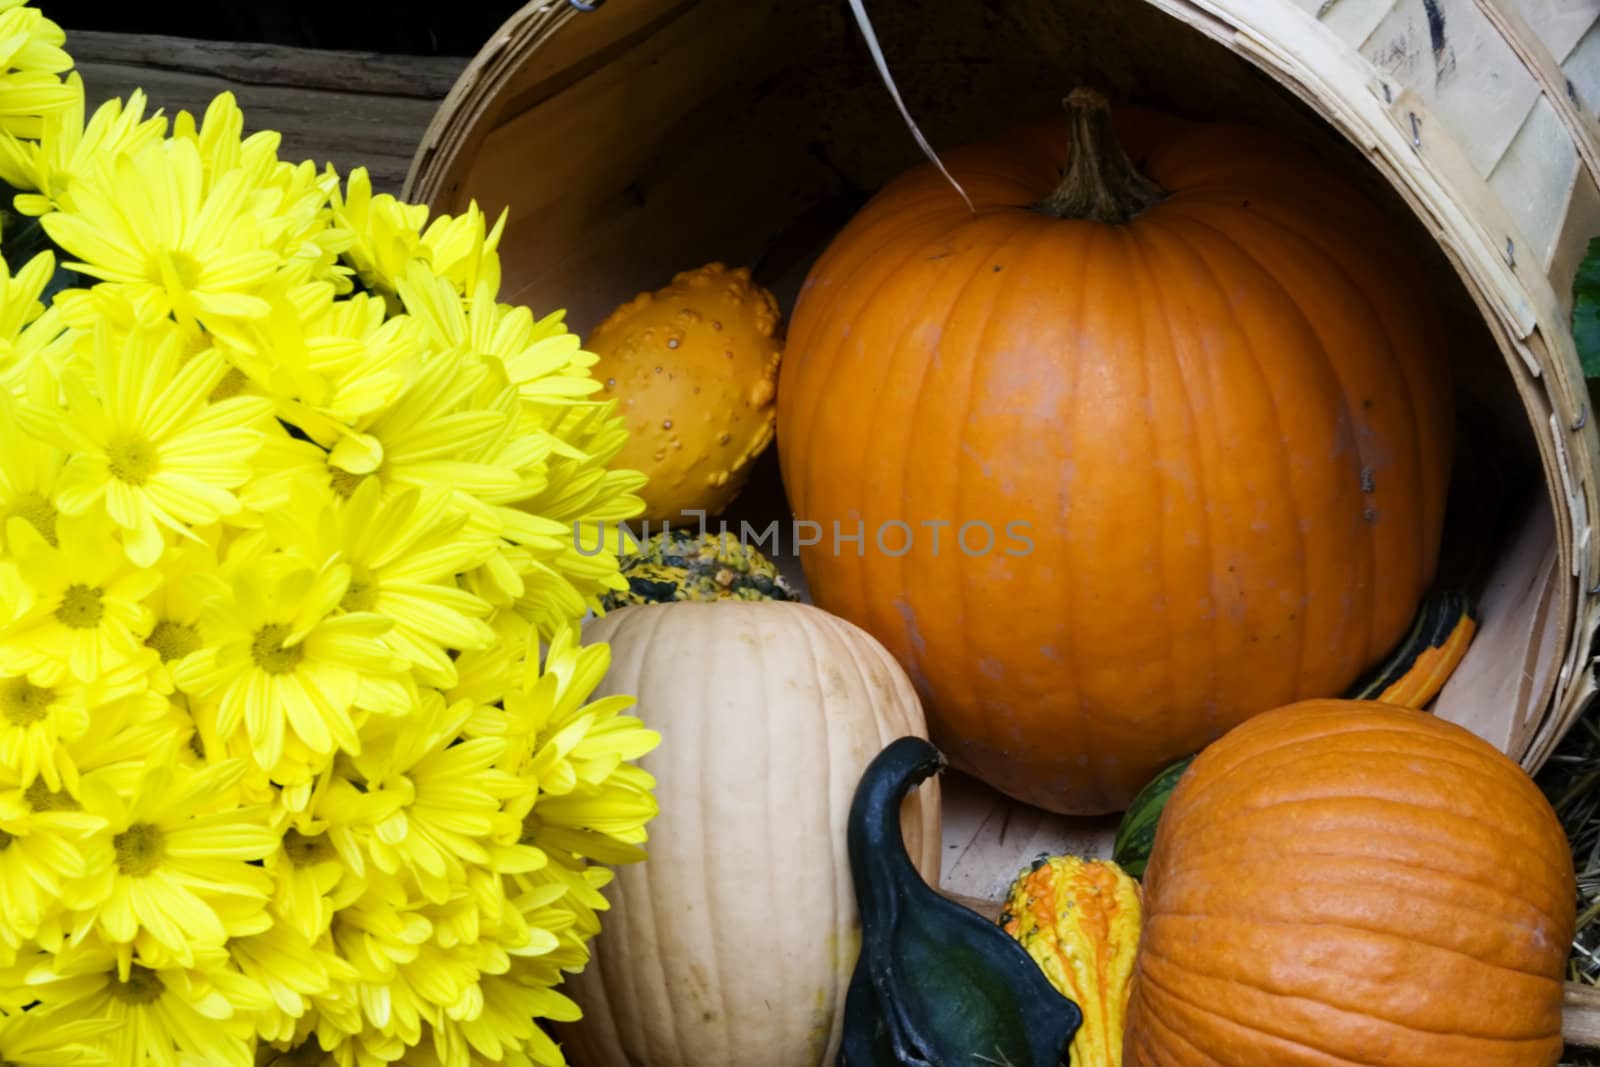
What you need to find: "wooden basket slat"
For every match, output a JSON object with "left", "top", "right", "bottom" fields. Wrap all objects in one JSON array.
[
  {"left": 1519, "top": 0, "right": 1600, "bottom": 62},
  {"left": 1492, "top": 97, "right": 1582, "bottom": 271},
  {"left": 1357, "top": 0, "right": 1543, "bottom": 177}
]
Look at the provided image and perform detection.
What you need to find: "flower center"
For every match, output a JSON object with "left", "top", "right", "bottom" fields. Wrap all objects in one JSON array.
[
  {"left": 251, "top": 623, "right": 304, "bottom": 675},
  {"left": 340, "top": 571, "right": 379, "bottom": 613},
  {"left": 114, "top": 822, "right": 166, "bottom": 876},
  {"left": 329, "top": 466, "right": 367, "bottom": 499},
  {"left": 109, "top": 965, "right": 165, "bottom": 1005},
  {"left": 54, "top": 584, "right": 105, "bottom": 629},
  {"left": 209, "top": 366, "right": 248, "bottom": 402},
  {"left": 107, "top": 436, "right": 158, "bottom": 485},
  {"left": 282, "top": 828, "right": 336, "bottom": 867},
  {"left": 145, "top": 620, "right": 201, "bottom": 663},
  {"left": 2, "top": 492, "right": 57, "bottom": 545},
  {"left": 1, "top": 677, "right": 52, "bottom": 725},
  {"left": 26, "top": 780, "right": 79, "bottom": 812}
]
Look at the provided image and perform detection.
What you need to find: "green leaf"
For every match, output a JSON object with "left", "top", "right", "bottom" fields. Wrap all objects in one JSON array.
[{"left": 1574, "top": 236, "right": 1600, "bottom": 378}]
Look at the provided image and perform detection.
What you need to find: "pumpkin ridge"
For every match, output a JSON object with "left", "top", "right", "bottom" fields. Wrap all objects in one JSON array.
[
  {"left": 962, "top": 215, "right": 1076, "bottom": 729},
  {"left": 1168, "top": 194, "right": 1443, "bottom": 645},
  {"left": 1141, "top": 909, "right": 1570, "bottom": 989},
  {"left": 1125, "top": 997, "right": 1236, "bottom": 1067},
  {"left": 1144, "top": 206, "right": 1328, "bottom": 718},
  {"left": 785, "top": 216, "right": 947, "bottom": 537},
  {"left": 1202, "top": 197, "right": 1433, "bottom": 637},
  {"left": 1159, "top": 739, "right": 1566, "bottom": 837},
  {"left": 1146, "top": 863, "right": 1570, "bottom": 967},
  {"left": 1158, "top": 205, "right": 1374, "bottom": 690},
  {"left": 807, "top": 612, "right": 855, "bottom": 1055},
  {"left": 1155, "top": 796, "right": 1574, "bottom": 903},
  {"left": 1130, "top": 967, "right": 1413, "bottom": 1067},
  {"left": 884, "top": 213, "right": 1037, "bottom": 724},
  {"left": 1133, "top": 953, "right": 1560, "bottom": 1059},
  {"left": 1156, "top": 829, "right": 1572, "bottom": 916},
  {"left": 1151, "top": 709, "right": 1505, "bottom": 821},
  {"left": 1158, "top": 726, "right": 1569, "bottom": 842},
  {"left": 1054, "top": 220, "right": 1096, "bottom": 737},
  {"left": 1127, "top": 215, "right": 1225, "bottom": 729},
  {"left": 1115, "top": 220, "right": 1184, "bottom": 727},
  {"left": 1139, "top": 940, "right": 1564, "bottom": 1044},
  {"left": 705, "top": 611, "right": 739, "bottom": 1064},
  {"left": 1189, "top": 186, "right": 1451, "bottom": 571}
]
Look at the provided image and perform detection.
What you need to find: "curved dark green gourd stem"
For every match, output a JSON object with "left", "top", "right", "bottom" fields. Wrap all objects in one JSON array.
[{"left": 839, "top": 736, "right": 1083, "bottom": 1067}]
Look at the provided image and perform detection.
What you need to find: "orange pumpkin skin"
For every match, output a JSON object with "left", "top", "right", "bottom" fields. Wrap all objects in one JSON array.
[
  {"left": 1124, "top": 700, "right": 1575, "bottom": 1067},
  {"left": 775, "top": 108, "right": 1453, "bottom": 813}
]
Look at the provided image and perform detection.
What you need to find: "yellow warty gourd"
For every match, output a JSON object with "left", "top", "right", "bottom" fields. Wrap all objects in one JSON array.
[
  {"left": 1001, "top": 856, "right": 1142, "bottom": 1067},
  {"left": 589, "top": 263, "right": 782, "bottom": 522}
]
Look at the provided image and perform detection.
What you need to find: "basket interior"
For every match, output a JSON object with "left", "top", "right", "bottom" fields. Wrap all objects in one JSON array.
[{"left": 428, "top": 0, "right": 1569, "bottom": 889}]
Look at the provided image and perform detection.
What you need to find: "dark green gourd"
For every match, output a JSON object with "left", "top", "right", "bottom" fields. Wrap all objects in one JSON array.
[{"left": 840, "top": 736, "right": 1082, "bottom": 1067}]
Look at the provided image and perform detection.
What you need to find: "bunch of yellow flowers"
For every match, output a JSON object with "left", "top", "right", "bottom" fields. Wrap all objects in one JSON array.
[{"left": 0, "top": 4, "right": 660, "bottom": 1065}]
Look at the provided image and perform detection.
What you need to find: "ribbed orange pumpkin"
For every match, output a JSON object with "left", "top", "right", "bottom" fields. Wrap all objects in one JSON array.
[
  {"left": 775, "top": 92, "right": 1453, "bottom": 814},
  {"left": 1125, "top": 700, "right": 1575, "bottom": 1066}
]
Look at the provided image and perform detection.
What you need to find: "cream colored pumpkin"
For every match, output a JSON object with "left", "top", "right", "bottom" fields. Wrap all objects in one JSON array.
[{"left": 561, "top": 601, "right": 941, "bottom": 1067}]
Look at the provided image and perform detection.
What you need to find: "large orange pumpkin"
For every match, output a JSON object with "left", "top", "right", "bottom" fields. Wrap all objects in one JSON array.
[
  {"left": 1125, "top": 700, "right": 1574, "bottom": 1066},
  {"left": 775, "top": 91, "right": 1453, "bottom": 814}
]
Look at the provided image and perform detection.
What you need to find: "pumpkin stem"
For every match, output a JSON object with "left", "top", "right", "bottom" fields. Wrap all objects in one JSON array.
[{"left": 1036, "top": 88, "right": 1166, "bottom": 224}]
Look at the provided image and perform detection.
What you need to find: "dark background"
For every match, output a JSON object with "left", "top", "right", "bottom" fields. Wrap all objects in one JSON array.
[{"left": 45, "top": 1, "right": 530, "bottom": 55}]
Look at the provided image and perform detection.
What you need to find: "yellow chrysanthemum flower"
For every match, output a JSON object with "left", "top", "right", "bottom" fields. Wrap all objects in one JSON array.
[
  {"left": 1, "top": 514, "right": 159, "bottom": 685},
  {"left": 496, "top": 628, "right": 658, "bottom": 867},
  {"left": 227, "top": 923, "right": 354, "bottom": 1045},
  {"left": 0, "top": 0, "right": 73, "bottom": 139},
  {"left": 38, "top": 137, "right": 280, "bottom": 335},
  {"left": 0, "top": 775, "right": 106, "bottom": 952},
  {"left": 19, "top": 320, "right": 274, "bottom": 566},
  {"left": 21, "top": 941, "right": 264, "bottom": 1067},
  {"left": 0, "top": 72, "right": 167, "bottom": 216},
  {"left": 260, "top": 479, "right": 498, "bottom": 687},
  {"left": 328, "top": 167, "right": 427, "bottom": 301},
  {"left": 174, "top": 551, "right": 412, "bottom": 774},
  {"left": 0, "top": 1005, "right": 115, "bottom": 1066},
  {"left": 77, "top": 760, "right": 275, "bottom": 966},
  {"left": 0, "top": 392, "right": 63, "bottom": 546},
  {"left": 420, "top": 199, "right": 505, "bottom": 299},
  {"left": 264, "top": 819, "right": 361, "bottom": 944},
  {"left": 342, "top": 692, "right": 532, "bottom": 904}
]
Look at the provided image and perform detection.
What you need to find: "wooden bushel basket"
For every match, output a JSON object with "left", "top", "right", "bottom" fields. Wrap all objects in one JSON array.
[{"left": 406, "top": 0, "right": 1600, "bottom": 1048}]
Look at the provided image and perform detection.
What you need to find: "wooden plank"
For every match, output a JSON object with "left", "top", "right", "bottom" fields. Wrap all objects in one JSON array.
[
  {"left": 1491, "top": 94, "right": 1583, "bottom": 268},
  {"left": 1568, "top": 19, "right": 1600, "bottom": 119},
  {"left": 66, "top": 30, "right": 464, "bottom": 194},
  {"left": 1478, "top": 0, "right": 1600, "bottom": 191},
  {"left": 64, "top": 29, "right": 467, "bottom": 99},
  {"left": 1435, "top": 497, "right": 1563, "bottom": 755},
  {"left": 937, "top": 772, "right": 1118, "bottom": 905}
]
